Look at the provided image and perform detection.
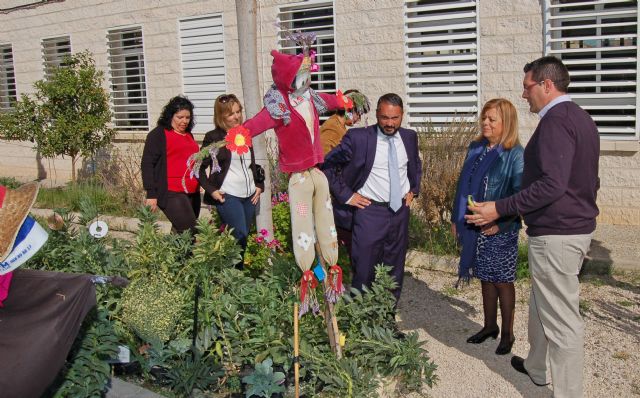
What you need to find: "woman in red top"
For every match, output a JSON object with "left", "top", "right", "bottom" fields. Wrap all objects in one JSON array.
[{"left": 141, "top": 96, "right": 200, "bottom": 234}]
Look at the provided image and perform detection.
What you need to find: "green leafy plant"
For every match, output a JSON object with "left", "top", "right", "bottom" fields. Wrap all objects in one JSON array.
[
  {"left": 242, "top": 358, "right": 285, "bottom": 398},
  {"left": 0, "top": 176, "right": 21, "bottom": 188},
  {"left": 244, "top": 228, "right": 284, "bottom": 276},
  {"left": 0, "top": 50, "right": 115, "bottom": 181},
  {"left": 271, "top": 193, "right": 292, "bottom": 251},
  {"left": 164, "top": 348, "right": 223, "bottom": 397},
  {"left": 120, "top": 273, "right": 186, "bottom": 343},
  {"left": 27, "top": 197, "right": 437, "bottom": 397},
  {"left": 516, "top": 243, "right": 530, "bottom": 280}
]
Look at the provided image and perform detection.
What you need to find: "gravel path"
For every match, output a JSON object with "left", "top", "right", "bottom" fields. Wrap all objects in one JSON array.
[{"left": 397, "top": 266, "right": 640, "bottom": 398}]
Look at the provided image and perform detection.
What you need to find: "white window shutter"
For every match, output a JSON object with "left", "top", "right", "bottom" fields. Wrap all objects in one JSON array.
[
  {"left": 0, "top": 44, "right": 17, "bottom": 113},
  {"left": 41, "top": 36, "right": 72, "bottom": 80},
  {"left": 179, "top": 14, "right": 226, "bottom": 134},
  {"left": 277, "top": 0, "right": 337, "bottom": 99},
  {"left": 404, "top": 0, "right": 479, "bottom": 129},
  {"left": 106, "top": 26, "right": 149, "bottom": 130},
  {"left": 545, "top": 0, "right": 639, "bottom": 140}
]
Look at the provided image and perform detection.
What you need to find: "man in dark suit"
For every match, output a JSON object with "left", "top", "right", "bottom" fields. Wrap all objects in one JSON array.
[{"left": 323, "top": 93, "right": 422, "bottom": 301}]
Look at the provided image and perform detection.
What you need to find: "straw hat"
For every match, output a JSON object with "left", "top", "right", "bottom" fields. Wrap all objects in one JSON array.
[{"left": 0, "top": 182, "right": 39, "bottom": 262}]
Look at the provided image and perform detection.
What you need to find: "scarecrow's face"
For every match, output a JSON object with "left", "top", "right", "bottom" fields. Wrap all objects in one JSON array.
[{"left": 293, "top": 56, "right": 312, "bottom": 94}]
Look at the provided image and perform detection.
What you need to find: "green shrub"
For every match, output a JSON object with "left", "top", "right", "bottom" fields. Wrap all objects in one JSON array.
[
  {"left": 271, "top": 193, "right": 292, "bottom": 251},
  {"left": 0, "top": 176, "right": 21, "bottom": 188},
  {"left": 27, "top": 199, "right": 437, "bottom": 397},
  {"left": 516, "top": 243, "right": 530, "bottom": 280},
  {"left": 120, "top": 273, "right": 186, "bottom": 343},
  {"left": 409, "top": 214, "right": 458, "bottom": 256}
]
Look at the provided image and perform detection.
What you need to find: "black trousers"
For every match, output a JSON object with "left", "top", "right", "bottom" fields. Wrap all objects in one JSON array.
[{"left": 162, "top": 191, "right": 201, "bottom": 234}]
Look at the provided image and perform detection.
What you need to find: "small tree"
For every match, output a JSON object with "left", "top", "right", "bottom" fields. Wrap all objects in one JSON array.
[{"left": 0, "top": 50, "right": 115, "bottom": 182}]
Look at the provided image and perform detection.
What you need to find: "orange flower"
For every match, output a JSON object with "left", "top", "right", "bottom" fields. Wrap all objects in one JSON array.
[
  {"left": 225, "top": 125, "right": 252, "bottom": 155},
  {"left": 336, "top": 89, "right": 354, "bottom": 110}
]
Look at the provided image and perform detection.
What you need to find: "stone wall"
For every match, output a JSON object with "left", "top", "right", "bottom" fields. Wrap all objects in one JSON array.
[
  {"left": 1, "top": 0, "right": 638, "bottom": 224},
  {"left": 479, "top": 0, "right": 640, "bottom": 225}
]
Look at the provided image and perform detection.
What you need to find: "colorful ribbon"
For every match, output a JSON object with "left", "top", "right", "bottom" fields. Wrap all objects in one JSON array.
[
  {"left": 299, "top": 270, "right": 320, "bottom": 318},
  {"left": 325, "top": 265, "right": 345, "bottom": 303}
]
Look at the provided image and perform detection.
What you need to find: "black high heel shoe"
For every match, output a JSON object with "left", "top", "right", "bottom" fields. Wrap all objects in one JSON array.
[
  {"left": 466, "top": 326, "right": 499, "bottom": 344},
  {"left": 495, "top": 335, "right": 515, "bottom": 355}
]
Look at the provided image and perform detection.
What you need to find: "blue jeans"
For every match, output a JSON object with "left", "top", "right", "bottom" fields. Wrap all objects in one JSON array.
[{"left": 215, "top": 194, "right": 256, "bottom": 268}]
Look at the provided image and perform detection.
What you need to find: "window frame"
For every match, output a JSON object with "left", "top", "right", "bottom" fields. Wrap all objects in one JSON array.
[
  {"left": 403, "top": 0, "right": 480, "bottom": 130},
  {"left": 0, "top": 43, "right": 17, "bottom": 113},
  {"left": 41, "top": 34, "right": 72, "bottom": 81},
  {"left": 276, "top": 0, "right": 338, "bottom": 97},
  {"left": 106, "top": 25, "right": 150, "bottom": 131},
  {"left": 544, "top": 0, "right": 640, "bottom": 141},
  {"left": 178, "top": 13, "right": 226, "bottom": 134}
]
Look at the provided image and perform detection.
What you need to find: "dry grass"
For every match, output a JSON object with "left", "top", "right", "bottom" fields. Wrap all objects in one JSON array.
[
  {"left": 93, "top": 144, "right": 146, "bottom": 210},
  {"left": 411, "top": 119, "right": 477, "bottom": 254},
  {"left": 415, "top": 119, "right": 477, "bottom": 227}
]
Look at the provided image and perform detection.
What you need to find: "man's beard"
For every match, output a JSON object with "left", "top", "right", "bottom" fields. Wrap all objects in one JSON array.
[{"left": 379, "top": 124, "right": 399, "bottom": 135}]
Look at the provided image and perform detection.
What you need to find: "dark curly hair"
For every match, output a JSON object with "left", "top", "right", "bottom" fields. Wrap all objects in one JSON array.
[{"left": 157, "top": 95, "right": 195, "bottom": 132}]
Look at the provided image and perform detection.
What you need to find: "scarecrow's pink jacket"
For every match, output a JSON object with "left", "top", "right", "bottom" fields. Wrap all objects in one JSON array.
[{"left": 243, "top": 50, "right": 340, "bottom": 173}]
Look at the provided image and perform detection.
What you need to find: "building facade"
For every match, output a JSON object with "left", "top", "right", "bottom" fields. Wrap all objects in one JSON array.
[{"left": 0, "top": 0, "right": 638, "bottom": 224}]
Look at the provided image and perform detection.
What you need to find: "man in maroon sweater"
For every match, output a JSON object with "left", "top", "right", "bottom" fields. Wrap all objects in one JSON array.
[{"left": 467, "top": 56, "right": 599, "bottom": 397}]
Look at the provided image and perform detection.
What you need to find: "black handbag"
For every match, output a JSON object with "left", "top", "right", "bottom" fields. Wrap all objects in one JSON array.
[{"left": 254, "top": 164, "right": 266, "bottom": 184}]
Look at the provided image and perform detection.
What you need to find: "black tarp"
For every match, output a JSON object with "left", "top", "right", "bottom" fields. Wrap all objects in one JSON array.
[{"left": 0, "top": 269, "right": 96, "bottom": 398}]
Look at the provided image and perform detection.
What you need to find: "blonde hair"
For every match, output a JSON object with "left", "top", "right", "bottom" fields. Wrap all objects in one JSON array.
[
  {"left": 213, "top": 94, "right": 243, "bottom": 130},
  {"left": 474, "top": 98, "right": 520, "bottom": 150}
]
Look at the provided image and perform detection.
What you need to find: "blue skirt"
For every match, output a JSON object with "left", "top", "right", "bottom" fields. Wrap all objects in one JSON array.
[{"left": 474, "top": 230, "right": 518, "bottom": 283}]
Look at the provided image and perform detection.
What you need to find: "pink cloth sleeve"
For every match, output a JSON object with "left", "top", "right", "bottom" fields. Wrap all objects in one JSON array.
[
  {"left": 243, "top": 107, "right": 278, "bottom": 137},
  {"left": 319, "top": 92, "right": 341, "bottom": 112},
  {"left": 0, "top": 272, "right": 14, "bottom": 307}
]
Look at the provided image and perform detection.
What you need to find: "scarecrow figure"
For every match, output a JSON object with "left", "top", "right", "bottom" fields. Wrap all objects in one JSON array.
[
  {"left": 236, "top": 32, "right": 352, "bottom": 316},
  {"left": 0, "top": 182, "right": 125, "bottom": 397}
]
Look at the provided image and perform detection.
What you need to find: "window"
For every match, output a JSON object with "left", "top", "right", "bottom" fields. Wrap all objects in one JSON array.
[
  {"left": 42, "top": 36, "right": 71, "bottom": 80},
  {"left": 404, "top": 0, "right": 479, "bottom": 129},
  {"left": 0, "top": 44, "right": 17, "bottom": 112},
  {"left": 179, "top": 14, "right": 226, "bottom": 133},
  {"left": 277, "top": 1, "right": 336, "bottom": 94},
  {"left": 107, "top": 26, "right": 149, "bottom": 130},
  {"left": 545, "top": 0, "right": 639, "bottom": 140}
]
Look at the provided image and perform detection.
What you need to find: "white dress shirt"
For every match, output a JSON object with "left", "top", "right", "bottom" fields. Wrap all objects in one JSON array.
[
  {"left": 356, "top": 127, "right": 410, "bottom": 202},
  {"left": 539, "top": 94, "right": 572, "bottom": 118}
]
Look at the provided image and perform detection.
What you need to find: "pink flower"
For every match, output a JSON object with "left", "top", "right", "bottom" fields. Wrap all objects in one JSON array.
[{"left": 260, "top": 229, "right": 268, "bottom": 236}]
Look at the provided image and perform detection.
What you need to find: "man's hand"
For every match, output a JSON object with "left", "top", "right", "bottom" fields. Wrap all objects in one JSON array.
[
  {"left": 145, "top": 198, "right": 158, "bottom": 212},
  {"left": 465, "top": 201, "right": 499, "bottom": 226},
  {"left": 251, "top": 187, "right": 262, "bottom": 205},
  {"left": 404, "top": 191, "right": 415, "bottom": 207},
  {"left": 347, "top": 192, "right": 371, "bottom": 209}
]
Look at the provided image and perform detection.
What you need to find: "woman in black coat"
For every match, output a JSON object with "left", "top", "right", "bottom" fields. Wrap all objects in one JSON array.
[
  {"left": 198, "top": 94, "right": 264, "bottom": 268},
  {"left": 141, "top": 96, "right": 201, "bottom": 234}
]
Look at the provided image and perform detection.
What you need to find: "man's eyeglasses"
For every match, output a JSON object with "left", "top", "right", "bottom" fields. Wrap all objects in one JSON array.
[
  {"left": 523, "top": 81, "right": 544, "bottom": 92},
  {"left": 217, "top": 94, "right": 238, "bottom": 103}
]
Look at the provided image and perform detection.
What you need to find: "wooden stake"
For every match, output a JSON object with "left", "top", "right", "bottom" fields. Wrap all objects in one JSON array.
[
  {"left": 294, "top": 303, "right": 300, "bottom": 398},
  {"left": 314, "top": 243, "right": 342, "bottom": 359}
]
